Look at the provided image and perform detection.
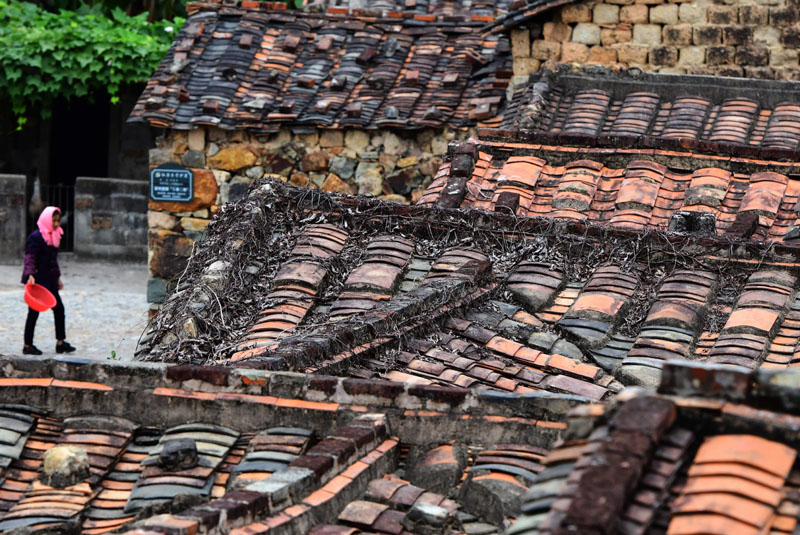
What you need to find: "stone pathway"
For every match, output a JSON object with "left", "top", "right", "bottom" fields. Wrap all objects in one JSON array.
[{"left": 0, "top": 256, "right": 149, "bottom": 361}]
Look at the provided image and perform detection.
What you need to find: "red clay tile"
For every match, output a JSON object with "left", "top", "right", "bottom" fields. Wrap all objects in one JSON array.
[
  {"left": 666, "top": 514, "right": 762, "bottom": 535},
  {"left": 773, "top": 515, "right": 797, "bottom": 532},
  {"left": 145, "top": 516, "right": 199, "bottom": 535},
  {"left": 309, "top": 527, "right": 358, "bottom": 535},
  {"left": 322, "top": 475, "right": 351, "bottom": 495},
  {"left": 376, "top": 439, "right": 398, "bottom": 454},
  {"left": 724, "top": 308, "right": 779, "bottom": 334},
  {"left": 686, "top": 462, "right": 784, "bottom": 490},
  {"left": 545, "top": 354, "right": 600, "bottom": 381},
  {"left": 0, "top": 378, "right": 53, "bottom": 387},
  {"left": 303, "top": 489, "right": 334, "bottom": 507},
  {"left": 274, "top": 398, "right": 339, "bottom": 412},
  {"left": 672, "top": 492, "right": 774, "bottom": 528},
  {"left": 420, "top": 445, "right": 457, "bottom": 467},
  {"left": 570, "top": 294, "right": 625, "bottom": 318},
  {"left": 153, "top": 388, "right": 215, "bottom": 401},
  {"left": 372, "top": 509, "right": 405, "bottom": 535},
  {"left": 339, "top": 461, "right": 369, "bottom": 481},
  {"left": 227, "top": 523, "right": 270, "bottom": 535},
  {"left": 682, "top": 476, "right": 781, "bottom": 506},
  {"left": 263, "top": 513, "right": 290, "bottom": 530},
  {"left": 472, "top": 472, "right": 527, "bottom": 489},
  {"left": 545, "top": 375, "right": 607, "bottom": 400},
  {"left": 366, "top": 479, "right": 406, "bottom": 502},
  {"left": 693, "top": 434, "right": 796, "bottom": 479},
  {"left": 284, "top": 504, "right": 309, "bottom": 518},
  {"left": 485, "top": 336, "right": 524, "bottom": 357},
  {"left": 338, "top": 500, "right": 388, "bottom": 527},
  {"left": 514, "top": 346, "right": 545, "bottom": 366},
  {"left": 390, "top": 484, "right": 425, "bottom": 507}
]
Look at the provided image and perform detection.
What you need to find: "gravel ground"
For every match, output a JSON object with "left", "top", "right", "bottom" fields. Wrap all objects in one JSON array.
[{"left": 0, "top": 255, "right": 149, "bottom": 361}]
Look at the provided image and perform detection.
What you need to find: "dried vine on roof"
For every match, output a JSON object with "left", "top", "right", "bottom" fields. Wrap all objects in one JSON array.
[{"left": 136, "top": 179, "right": 794, "bottom": 368}]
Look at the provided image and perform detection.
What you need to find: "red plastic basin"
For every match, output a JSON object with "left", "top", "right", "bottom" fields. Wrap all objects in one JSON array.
[{"left": 25, "top": 282, "right": 56, "bottom": 312}]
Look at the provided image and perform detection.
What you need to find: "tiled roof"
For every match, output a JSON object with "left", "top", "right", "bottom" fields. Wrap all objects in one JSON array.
[
  {"left": 494, "top": 66, "right": 800, "bottom": 161},
  {"left": 140, "top": 182, "right": 650, "bottom": 399},
  {"left": 483, "top": 0, "right": 578, "bottom": 34},
  {"left": 298, "top": 0, "right": 511, "bottom": 18},
  {"left": 417, "top": 141, "right": 800, "bottom": 242},
  {"left": 5, "top": 358, "right": 800, "bottom": 535},
  {"left": 507, "top": 360, "right": 800, "bottom": 535},
  {"left": 202, "top": 227, "right": 624, "bottom": 399},
  {"left": 136, "top": 181, "right": 800, "bottom": 397},
  {"left": 129, "top": 1, "right": 513, "bottom": 132},
  {"left": 0, "top": 356, "right": 578, "bottom": 535}
]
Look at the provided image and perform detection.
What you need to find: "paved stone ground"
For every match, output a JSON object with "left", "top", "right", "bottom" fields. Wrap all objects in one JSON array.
[{"left": 0, "top": 255, "right": 149, "bottom": 361}]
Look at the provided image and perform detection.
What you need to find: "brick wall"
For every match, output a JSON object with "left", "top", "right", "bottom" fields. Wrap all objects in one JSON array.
[
  {"left": 513, "top": 0, "right": 800, "bottom": 79},
  {"left": 146, "top": 126, "right": 465, "bottom": 307}
]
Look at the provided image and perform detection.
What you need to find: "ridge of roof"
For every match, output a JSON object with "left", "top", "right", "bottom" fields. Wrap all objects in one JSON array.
[
  {"left": 187, "top": 0, "right": 501, "bottom": 24},
  {"left": 492, "top": 65, "right": 800, "bottom": 162},
  {"left": 0, "top": 354, "right": 575, "bottom": 533},
  {"left": 417, "top": 140, "right": 800, "bottom": 244},
  {"left": 483, "top": 0, "right": 578, "bottom": 34},
  {"left": 508, "top": 360, "right": 800, "bottom": 535}
]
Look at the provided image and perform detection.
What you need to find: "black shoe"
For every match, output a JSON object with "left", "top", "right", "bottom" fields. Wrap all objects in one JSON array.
[
  {"left": 23, "top": 345, "right": 43, "bottom": 355},
  {"left": 56, "top": 341, "right": 76, "bottom": 354}
]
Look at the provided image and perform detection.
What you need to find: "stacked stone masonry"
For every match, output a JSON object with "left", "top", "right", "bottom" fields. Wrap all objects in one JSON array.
[
  {"left": 146, "top": 125, "right": 465, "bottom": 304},
  {"left": 513, "top": 0, "right": 800, "bottom": 79}
]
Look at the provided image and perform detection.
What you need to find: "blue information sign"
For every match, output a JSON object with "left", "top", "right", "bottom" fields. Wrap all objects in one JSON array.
[{"left": 150, "top": 164, "right": 194, "bottom": 202}]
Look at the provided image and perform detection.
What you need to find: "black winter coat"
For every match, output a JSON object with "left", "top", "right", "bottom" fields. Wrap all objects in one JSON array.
[{"left": 21, "top": 230, "right": 61, "bottom": 292}]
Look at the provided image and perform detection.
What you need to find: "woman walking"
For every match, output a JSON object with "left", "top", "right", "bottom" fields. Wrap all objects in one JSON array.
[{"left": 21, "top": 206, "right": 76, "bottom": 355}]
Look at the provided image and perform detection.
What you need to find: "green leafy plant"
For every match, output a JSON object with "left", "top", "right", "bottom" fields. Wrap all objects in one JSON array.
[
  {"left": 108, "top": 349, "right": 120, "bottom": 360},
  {"left": 0, "top": 1, "right": 184, "bottom": 129},
  {"left": 38, "top": 0, "right": 187, "bottom": 21}
]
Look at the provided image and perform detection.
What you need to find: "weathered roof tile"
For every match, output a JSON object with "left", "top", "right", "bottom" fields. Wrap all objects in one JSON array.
[{"left": 131, "top": 2, "right": 512, "bottom": 132}]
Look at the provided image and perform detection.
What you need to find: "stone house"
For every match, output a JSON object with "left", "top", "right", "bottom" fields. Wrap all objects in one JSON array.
[
  {"left": 130, "top": 0, "right": 518, "bottom": 305},
  {"left": 496, "top": 0, "right": 800, "bottom": 79}
]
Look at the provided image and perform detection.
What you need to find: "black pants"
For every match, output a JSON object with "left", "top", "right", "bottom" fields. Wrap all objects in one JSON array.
[{"left": 24, "top": 290, "right": 65, "bottom": 345}]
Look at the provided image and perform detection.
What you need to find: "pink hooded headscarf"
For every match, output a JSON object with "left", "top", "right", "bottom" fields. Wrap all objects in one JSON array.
[{"left": 37, "top": 206, "right": 63, "bottom": 248}]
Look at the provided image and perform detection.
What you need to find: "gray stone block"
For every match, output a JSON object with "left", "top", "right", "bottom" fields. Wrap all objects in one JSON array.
[
  {"left": 329, "top": 156, "right": 356, "bottom": 179},
  {"left": 182, "top": 151, "right": 205, "bottom": 168},
  {"left": 266, "top": 468, "right": 315, "bottom": 501},
  {"left": 147, "top": 278, "right": 168, "bottom": 304}
]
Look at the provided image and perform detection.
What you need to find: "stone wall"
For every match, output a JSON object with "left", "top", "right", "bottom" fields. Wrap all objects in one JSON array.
[
  {"left": 512, "top": 0, "right": 800, "bottom": 79},
  {"left": 0, "top": 355, "right": 581, "bottom": 440},
  {"left": 74, "top": 177, "right": 148, "bottom": 260},
  {"left": 146, "top": 126, "right": 463, "bottom": 307},
  {"left": 0, "top": 174, "right": 26, "bottom": 264}
]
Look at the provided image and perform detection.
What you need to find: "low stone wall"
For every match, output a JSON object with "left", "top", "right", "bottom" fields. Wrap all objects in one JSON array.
[
  {"left": 0, "top": 356, "right": 580, "bottom": 444},
  {"left": 0, "top": 174, "right": 26, "bottom": 264},
  {"left": 74, "top": 177, "right": 148, "bottom": 260},
  {"left": 146, "top": 125, "right": 465, "bottom": 305},
  {"left": 512, "top": 0, "right": 800, "bottom": 79}
]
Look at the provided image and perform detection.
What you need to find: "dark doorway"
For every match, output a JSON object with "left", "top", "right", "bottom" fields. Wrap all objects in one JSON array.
[
  {"left": 45, "top": 94, "right": 111, "bottom": 252},
  {"left": 50, "top": 94, "right": 111, "bottom": 182}
]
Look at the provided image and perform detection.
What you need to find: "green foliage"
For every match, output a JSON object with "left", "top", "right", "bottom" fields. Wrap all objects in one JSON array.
[
  {"left": 38, "top": 0, "right": 187, "bottom": 21},
  {"left": 0, "top": 1, "right": 184, "bottom": 128}
]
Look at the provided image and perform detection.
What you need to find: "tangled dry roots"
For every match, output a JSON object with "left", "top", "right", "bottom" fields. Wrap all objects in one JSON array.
[{"left": 136, "top": 178, "right": 786, "bottom": 367}]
